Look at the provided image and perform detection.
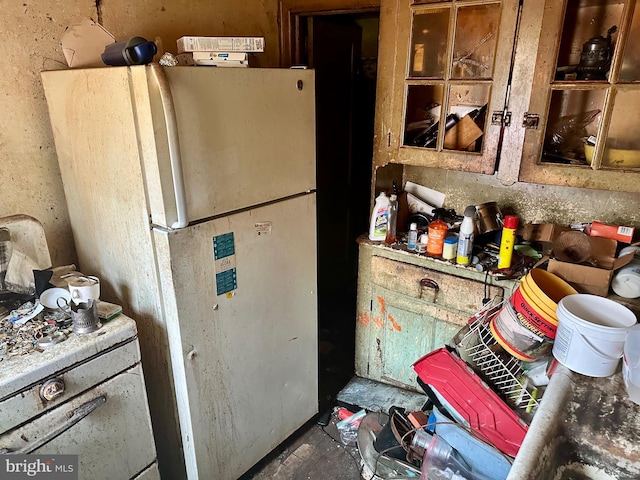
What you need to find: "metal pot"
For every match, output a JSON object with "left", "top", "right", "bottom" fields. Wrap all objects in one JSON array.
[
  {"left": 577, "top": 26, "right": 617, "bottom": 81},
  {"left": 475, "top": 202, "right": 503, "bottom": 234}
]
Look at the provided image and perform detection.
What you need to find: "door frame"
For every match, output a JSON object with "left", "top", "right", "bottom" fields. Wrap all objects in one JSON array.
[{"left": 278, "top": 0, "right": 380, "bottom": 66}]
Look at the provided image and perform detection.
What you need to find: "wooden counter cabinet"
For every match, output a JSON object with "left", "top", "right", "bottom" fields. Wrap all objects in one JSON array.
[{"left": 355, "top": 240, "right": 516, "bottom": 391}]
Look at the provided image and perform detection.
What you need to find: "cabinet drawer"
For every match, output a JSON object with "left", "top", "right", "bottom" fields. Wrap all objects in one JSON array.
[
  {"left": 371, "top": 256, "right": 504, "bottom": 315},
  {"left": 0, "top": 339, "right": 140, "bottom": 433},
  {"left": 0, "top": 363, "right": 157, "bottom": 480}
]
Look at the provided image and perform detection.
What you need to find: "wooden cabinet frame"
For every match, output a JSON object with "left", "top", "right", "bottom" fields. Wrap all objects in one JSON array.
[
  {"left": 513, "top": 0, "right": 640, "bottom": 192},
  {"left": 371, "top": 0, "right": 640, "bottom": 192},
  {"left": 375, "top": 0, "right": 521, "bottom": 175}
]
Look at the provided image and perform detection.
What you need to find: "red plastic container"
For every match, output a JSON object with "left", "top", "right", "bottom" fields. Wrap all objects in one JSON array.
[{"left": 412, "top": 348, "right": 527, "bottom": 457}]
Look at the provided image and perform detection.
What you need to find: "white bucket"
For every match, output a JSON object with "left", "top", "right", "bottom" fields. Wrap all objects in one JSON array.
[{"left": 553, "top": 294, "right": 637, "bottom": 377}]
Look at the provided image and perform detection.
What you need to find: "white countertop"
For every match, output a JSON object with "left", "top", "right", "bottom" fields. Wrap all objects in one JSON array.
[{"left": 0, "top": 314, "right": 137, "bottom": 398}]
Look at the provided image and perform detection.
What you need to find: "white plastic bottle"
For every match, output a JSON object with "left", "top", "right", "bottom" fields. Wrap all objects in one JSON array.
[
  {"left": 369, "top": 192, "right": 390, "bottom": 241},
  {"left": 623, "top": 323, "right": 640, "bottom": 405},
  {"left": 408, "top": 223, "right": 418, "bottom": 250},
  {"left": 456, "top": 206, "right": 476, "bottom": 265}
]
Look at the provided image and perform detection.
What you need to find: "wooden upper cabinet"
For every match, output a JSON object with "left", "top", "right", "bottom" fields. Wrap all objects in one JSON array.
[
  {"left": 376, "top": 0, "right": 520, "bottom": 174},
  {"left": 514, "top": 0, "right": 640, "bottom": 192},
  {"left": 376, "top": 0, "right": 640, "bottom": 192}
]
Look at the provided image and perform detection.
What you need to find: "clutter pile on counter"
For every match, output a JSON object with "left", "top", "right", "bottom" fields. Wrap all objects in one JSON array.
[
  {"left": 0, "top": 216, "right": 122, "bottom": 361},
  {"left": 355, "top": 182, "right": 640, "bottom": 479},
  {"left": 368, "top": 182, "right": 639, "bottom": 298}
]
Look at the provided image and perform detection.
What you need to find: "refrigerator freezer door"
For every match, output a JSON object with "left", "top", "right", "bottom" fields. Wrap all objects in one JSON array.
[
  {"left": 146, "top": 66, "right": 316, "bottom": 224},
  {"left": 43, "top": 66, "right": 315, "bottom": 231},
  {"left": 154, "top": 193, "right": 318, "bottom": 479}
]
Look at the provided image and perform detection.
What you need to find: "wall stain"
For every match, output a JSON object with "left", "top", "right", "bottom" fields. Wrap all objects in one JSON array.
[
  {"left": 357, "top": 311, "right": 370, "bottom": 326},
  {"left": 404, "top": 166, "right": 640, "bottom": 227},
  {"left": 373, "top": 316, "right": 383, "bottom": 328},
  {"left": 377, "top": 296, "right": 386, "bottom": 314},
  {"left": 95, "top": 0, "right": 103, "bottom": 24},
  {"left": 388, "top": 314, "right": 402, "bottom": 332}
]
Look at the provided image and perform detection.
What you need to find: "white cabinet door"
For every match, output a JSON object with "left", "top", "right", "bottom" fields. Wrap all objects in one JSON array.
[{"left": 0, "top": 364, "right": 158, "bottom": 480}]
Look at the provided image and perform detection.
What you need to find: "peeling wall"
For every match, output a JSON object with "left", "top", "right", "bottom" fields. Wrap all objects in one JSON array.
[
  {"left": 404, "top": 166, "right": 640, "bottom": 226},
  {"left": 0, "top": 0, "right": 280, "bottom": 268},
  {"left": 2, "top": 1, "right": 638, "bottom": 271}
]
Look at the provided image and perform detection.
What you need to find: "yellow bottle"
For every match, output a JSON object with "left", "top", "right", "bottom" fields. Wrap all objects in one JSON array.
[{"left": 498, "top": 215, "right": 519, "bottom": 269}]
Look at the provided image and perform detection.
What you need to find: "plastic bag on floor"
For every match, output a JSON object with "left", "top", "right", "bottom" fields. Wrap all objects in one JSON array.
[{"left": 336, "top": 409, "right": 366, "bottom": 446}]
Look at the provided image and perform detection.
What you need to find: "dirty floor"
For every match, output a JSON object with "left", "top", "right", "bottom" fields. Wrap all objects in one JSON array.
[{"left": 241, "top": 414, "right": 365, "bottom": 480}]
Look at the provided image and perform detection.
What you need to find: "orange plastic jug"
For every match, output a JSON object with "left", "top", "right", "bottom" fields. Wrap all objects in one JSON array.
[{"left": 427, "top": 220, "right": 448, "bottom": 257}]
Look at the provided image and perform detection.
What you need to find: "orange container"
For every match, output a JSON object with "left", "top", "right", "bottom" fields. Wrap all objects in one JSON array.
[{"left": 427, "top": 220, "right": 448, "bottom": 256}]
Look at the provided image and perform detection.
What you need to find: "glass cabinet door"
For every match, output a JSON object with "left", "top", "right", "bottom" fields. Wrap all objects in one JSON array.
[
  {"left": 387, "top": 0, "right": 519, "bottom": 174},
  {"left": 518, "top": 0, "right": 640, "bottom": 192}
]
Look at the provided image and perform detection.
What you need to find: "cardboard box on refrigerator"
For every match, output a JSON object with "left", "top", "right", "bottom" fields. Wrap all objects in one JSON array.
[
  {"left": 186, "top": 51, "right": 248, "bottom": 62},
  {"left": 60, "top": 18, "right": 115, "bottom": 68},
  {"left": 177, "top": 36, "right": 265, "bottom": 53},
  {"left": 176, "top": 52, "right": 250, "bottom": 67},
  {"left": 547, "top": 236, "right": 636, "bottom": 296}
]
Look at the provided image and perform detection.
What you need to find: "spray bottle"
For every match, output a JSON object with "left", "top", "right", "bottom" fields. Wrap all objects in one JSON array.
[
  {"left": 456, "top": 206, "right": 476, "bottom": 265},
  {"left": 498, "top": 215, "right": 519, "bottom": 269}
]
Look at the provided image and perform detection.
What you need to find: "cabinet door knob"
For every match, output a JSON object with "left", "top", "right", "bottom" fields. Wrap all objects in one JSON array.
[
  {"left": 420, "top": 278, "right": 439, "bottom": 290},
  {"left": 40, "top": 378, "right": 65, "bottom": 401},
  {"left": 420, "top": 278, "right": 439, "bottom": 302}
]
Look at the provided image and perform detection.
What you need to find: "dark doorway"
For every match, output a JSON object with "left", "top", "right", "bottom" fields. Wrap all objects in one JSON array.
[{"left": 299, "top": 12, "right": 379, "bottom": 410}]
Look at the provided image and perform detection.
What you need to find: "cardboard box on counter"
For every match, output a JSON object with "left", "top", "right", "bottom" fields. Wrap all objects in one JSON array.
[
  {"left": 547, "top": 237, "right": 635, "bottom": 297},
  {"left": 522, "top": 223, "right": 572, "bottom": 243}
]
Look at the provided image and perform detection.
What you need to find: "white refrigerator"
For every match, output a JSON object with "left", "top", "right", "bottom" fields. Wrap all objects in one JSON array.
[{"left": 41, "top": 65, "right": 318, "bottom": 480}]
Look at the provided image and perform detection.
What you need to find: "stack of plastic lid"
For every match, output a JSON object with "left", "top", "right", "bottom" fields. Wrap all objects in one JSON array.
[{"left": 612, "top": 246, "right": 640, "bottom": 299}]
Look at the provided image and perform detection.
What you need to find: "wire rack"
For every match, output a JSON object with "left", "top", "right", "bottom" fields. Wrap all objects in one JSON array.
[{"left": 458, "top": 299, "right": 542, "bottom": 415}]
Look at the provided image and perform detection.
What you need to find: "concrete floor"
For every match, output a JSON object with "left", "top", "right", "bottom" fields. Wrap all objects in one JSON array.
[
  {"left": 239, "top": 377, "right": 428, "bottom": 479},
  {"left": 241, "top": 381, "right": 427, "bottom": 480}
]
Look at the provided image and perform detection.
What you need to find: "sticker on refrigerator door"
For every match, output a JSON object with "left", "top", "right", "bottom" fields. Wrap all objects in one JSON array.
[
  {"left": 255, "top": 222, "right": 272, "bottom": 236},
  {"left": 213, "top": 233, "right": 237, "bottom": 295}
]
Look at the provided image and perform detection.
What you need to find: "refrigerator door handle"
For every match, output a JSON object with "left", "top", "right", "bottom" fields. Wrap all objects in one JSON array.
[{"left": 150, "top": 64, "right": 189, "bottom": 229}]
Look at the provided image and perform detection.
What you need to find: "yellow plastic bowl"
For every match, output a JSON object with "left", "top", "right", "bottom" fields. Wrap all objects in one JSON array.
[
  {"left": 520, "top": 275, "right": 558, "bottom": 321},
  {"left": 522, "top": 269, "right": 577, "bottom": 309},
  {"left": 584, "top": 143, "right": 640, "bottom": 168}
]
